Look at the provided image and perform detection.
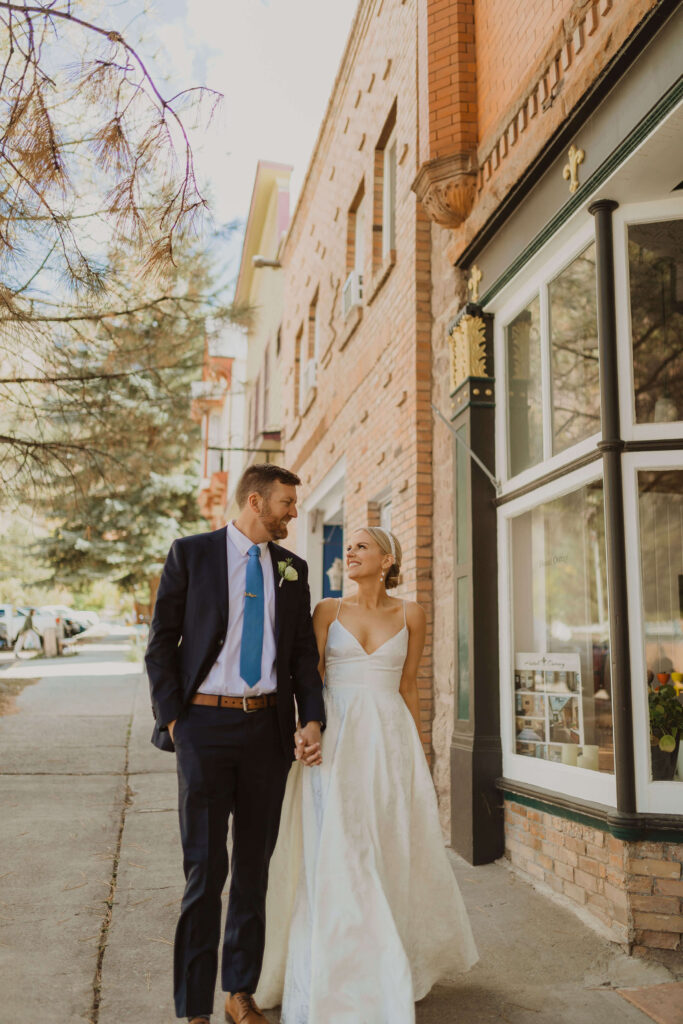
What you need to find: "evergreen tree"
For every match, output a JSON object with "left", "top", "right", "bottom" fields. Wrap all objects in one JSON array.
[{"left": 35, "top": 235, "right": 237, "bottom": 609}]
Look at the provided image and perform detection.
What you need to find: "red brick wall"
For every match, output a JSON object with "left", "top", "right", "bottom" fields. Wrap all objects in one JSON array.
[
  {"left": 429, "top": 0, "right": 659, "bottom": 261},
  {"left": 425, "top": 0, "right": 477, "bottom": 160},
  {"left": 504, "top": 799, "right": 683, "bottom": 954},
  {"left": 475, "top": 0, "right": 579, "bottom": 145}
]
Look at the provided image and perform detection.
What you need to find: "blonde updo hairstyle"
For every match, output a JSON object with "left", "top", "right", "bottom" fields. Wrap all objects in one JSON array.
[{"left": 358, "top": 526, "right": 403, "bottom": 590}]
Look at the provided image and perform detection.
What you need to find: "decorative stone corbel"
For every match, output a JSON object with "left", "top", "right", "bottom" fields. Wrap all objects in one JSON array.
[{"left": 412, "top": 152, "right": 478, "bottom": 228}]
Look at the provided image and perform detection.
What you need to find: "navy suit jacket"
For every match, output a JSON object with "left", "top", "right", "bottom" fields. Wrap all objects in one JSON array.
[{"left": 145, "top": 527, "right": 326, "bottom": 758}]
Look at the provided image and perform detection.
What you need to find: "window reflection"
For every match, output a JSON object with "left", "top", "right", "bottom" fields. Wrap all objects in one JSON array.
[
  {"left": 511, "top": 481, "right": 614, "bottom": 773},
  {"left": 629, "top": 220, "right": 683, "bottom": 424},
  {"left": 507, "top": 296, "right": 543, "bottom": 477},
  {"left": 549, "top": 243, "right": 600, "bottom": 453},
  {"left": 638, "top": 469, "right": 683, "bottom": 781}
]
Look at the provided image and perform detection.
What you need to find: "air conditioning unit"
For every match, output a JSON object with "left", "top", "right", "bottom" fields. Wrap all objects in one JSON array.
[{"left": 342, "top": 269, "right": 363, "bottom": 318}]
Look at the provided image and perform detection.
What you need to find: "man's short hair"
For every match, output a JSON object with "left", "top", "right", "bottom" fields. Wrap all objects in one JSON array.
[{"left": 235, "top": 463, "right": 302, "bottom": 509}]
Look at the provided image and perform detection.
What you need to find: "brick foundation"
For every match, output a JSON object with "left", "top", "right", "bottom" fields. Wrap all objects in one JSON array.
[{"left": 504, "top": 798, "right": 683, "bottom": 953}]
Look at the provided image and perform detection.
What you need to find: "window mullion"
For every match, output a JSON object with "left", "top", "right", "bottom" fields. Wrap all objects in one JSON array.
[{"left": 539, "top": 283, "right": 553, "bottom": 461}]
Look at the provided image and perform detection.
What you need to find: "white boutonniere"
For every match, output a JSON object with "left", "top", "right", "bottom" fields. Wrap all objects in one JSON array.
[{"left": 277, "top": 558, "right": 299, "bottom": 588}]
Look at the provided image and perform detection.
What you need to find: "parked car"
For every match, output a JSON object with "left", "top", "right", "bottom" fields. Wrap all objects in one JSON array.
[
  {"left": 3, "top": 606, "right": 65, "bottom": 654},
  {"left": 41, "top": 605, "right": 88, "bottom": 638},
  {"left": 0, "top": 605, "right": 21, "bottom": 646},
  {"left": 74, "top": 609, "right": 100, "bottom": 628}
]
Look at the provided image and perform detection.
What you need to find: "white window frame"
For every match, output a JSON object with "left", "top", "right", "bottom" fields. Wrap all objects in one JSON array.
[
  {"left": 382, "top": 129, "right": 397, "bottom": 260},
  {"left": 263, "top": 342, "right": 270, "bottom": 429},
  {"left": 613, "top": 197, "right": 683, "bottom": 444},
  {"left": 492, "top": 217, "right": 600, "bottom": 497},
  {"left": 379, "top": 497, "right": 392, "bottom": 533},
  {"left": 497, "top": 459, "right": 617, "bottom": 808},
  {"left": 313, "top": 298, "right": 320, "bottom": 366},
  {"left": 354, "top": 195, "right": 366, "bottom": 278},
  {"left": 623, "top": 448, "right": 683, "bottom": 814}
]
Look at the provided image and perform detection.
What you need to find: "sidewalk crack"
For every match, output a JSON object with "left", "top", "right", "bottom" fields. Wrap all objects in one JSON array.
[{"left": 88, "top": 713, "right": 134, "bottom": 1024}]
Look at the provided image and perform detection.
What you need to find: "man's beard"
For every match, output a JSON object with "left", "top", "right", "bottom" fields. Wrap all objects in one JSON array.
[{"left": 259, "top": 501, "right": 290, "bottom": 540}]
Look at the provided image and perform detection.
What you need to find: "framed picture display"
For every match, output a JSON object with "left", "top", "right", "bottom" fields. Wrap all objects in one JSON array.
[{"left": 514, "top": 652, "right": 586, "bottom": 766}]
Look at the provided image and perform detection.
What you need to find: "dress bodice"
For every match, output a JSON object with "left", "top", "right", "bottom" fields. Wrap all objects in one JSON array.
[{"left": 324, "top": 618, "right": 408, "bottom": 692}]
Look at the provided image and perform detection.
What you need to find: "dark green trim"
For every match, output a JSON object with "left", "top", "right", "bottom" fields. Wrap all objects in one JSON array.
[
  {"left": 478, "top": 76, "right": 683, "bottom": 308},
  {"left": 501, "top": 788, "right": 683, "bottom": 843}
]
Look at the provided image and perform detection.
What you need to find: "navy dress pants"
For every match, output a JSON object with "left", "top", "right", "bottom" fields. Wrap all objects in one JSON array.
[{"left": 172, "top": 703, "right": 291, "bottom": 1019}]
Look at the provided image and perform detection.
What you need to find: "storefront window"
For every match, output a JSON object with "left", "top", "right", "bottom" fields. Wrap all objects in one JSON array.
[
  {"left": 506, "top": 296, "right": 543, "bottom": 477},
  {"left": 511, "top": 481, "right": 614, "bottom": 772},
  {"left": 638, "top": 469, "right": 683, "bottom": 782},
  {"left": 629, "top": 219, "right": 683, "bottom": 424},
  {"left": 549, "top": 243, "right": 600, "bottom": 454}
]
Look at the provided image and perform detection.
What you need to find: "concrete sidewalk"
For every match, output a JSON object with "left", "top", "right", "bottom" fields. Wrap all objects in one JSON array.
[
  {"left": 1, "top": 642, "right": 681, "bottom": 1023},
  {"left": 101, "top": 673, "right": 681, "bottom": 1024}
]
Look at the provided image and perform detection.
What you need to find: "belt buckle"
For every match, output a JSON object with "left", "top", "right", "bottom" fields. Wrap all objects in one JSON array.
[{"left": 242, "top": 694, "right": 258, "bottom": 713}]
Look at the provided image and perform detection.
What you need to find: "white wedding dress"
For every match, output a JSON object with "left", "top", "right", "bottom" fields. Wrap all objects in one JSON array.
[{"left": 255, "top": 603, "right": 478, "bottom": 1024}]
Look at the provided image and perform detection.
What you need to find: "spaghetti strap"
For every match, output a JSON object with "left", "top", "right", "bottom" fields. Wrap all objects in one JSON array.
[
  {"left": 402, "top": 600, "right": 407, "bottom": 628},
  {"left": 335, "top": 598, "right": 343, "bottom": 621}
]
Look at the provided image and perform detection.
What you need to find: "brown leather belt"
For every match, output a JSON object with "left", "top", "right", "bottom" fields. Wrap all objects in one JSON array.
[{"left": 191, "top": 692, "right": 277, "bottom": 713}]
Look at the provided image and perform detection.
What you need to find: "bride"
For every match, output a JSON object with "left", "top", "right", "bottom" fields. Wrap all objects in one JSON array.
[{"left": 255, "top": 526, "right": 478, "bottom": 1023}]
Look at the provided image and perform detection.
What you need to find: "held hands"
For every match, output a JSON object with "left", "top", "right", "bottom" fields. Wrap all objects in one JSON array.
[{"left": 294, "top": 720, "right": 322, "bottom": 766}]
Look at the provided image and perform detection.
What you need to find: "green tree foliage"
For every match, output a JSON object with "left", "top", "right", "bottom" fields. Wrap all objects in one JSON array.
[{"left": 34, "top": 236, "right": 233, "bottom": 598}]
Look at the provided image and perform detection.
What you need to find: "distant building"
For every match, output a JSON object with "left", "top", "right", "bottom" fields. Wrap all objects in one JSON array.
[
  {"left": 191, "top": 330, "right": 243, "bottom": 530},
  {"left": 192, "top": 161, "right": 292, "bottom": 527}
]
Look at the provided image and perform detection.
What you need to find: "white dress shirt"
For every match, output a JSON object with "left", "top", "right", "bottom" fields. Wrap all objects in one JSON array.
[{"left": 198, "top": 521, "right": 277, "bottom": 696}]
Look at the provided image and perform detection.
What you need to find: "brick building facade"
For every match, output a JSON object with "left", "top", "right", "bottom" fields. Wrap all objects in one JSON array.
[
  {"left": 273, "top": 0, "right": 683, "bottom": 955},
  {"left": 279, "top": 0, "right": 437, "bottom": 748}
]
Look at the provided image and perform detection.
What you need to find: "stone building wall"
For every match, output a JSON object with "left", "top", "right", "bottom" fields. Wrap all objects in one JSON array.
[{"left": 504, "top": 798, "right": 683, "bottom": 953}]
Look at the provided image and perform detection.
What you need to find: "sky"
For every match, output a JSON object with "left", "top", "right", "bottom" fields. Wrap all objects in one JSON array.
[{"left": 114, "top": 0, "right": 360, "bottom": 279}]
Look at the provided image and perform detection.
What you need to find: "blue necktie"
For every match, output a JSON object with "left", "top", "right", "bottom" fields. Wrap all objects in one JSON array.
[{"left": 240, "top": 544, "right": 264, "bottom": 688}]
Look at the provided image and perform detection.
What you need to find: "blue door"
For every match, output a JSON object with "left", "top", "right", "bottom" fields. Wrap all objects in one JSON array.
[{"left": 323, "top": 524, "right": 343, "bottom": 598}]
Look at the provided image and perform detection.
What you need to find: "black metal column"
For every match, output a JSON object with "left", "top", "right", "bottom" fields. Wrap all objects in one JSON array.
[
  {"left": 449, "top": 306, "right": 504, "bottom": 864},
  {"left": 589, "top": 199, "right": 636, "bottom": 818}
]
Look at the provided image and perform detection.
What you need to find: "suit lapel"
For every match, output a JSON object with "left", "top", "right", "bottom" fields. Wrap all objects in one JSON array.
[
  {"left": 269, "top": 543, "right": 285, "bottom": 644},
  {"left": 211, "top": 526, "right": 229, "bottom": 627}
]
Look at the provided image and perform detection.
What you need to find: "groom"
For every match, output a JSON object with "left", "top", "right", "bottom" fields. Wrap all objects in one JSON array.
[{"left": 145, "top": 463, "right": 325, "bottom": 1024}]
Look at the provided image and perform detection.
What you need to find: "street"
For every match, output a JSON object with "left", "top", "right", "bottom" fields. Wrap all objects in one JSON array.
[{"left": 0, "top": 634, "right": 680, "bottom": 1024}]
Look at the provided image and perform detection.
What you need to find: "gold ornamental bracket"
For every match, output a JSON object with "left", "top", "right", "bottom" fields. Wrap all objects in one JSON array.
[
  {"left": 449, "top": 312, "right": 489, "bottom": 391},
  {"left": 562, "top": 144, "right": 585, "bottom": 195}
]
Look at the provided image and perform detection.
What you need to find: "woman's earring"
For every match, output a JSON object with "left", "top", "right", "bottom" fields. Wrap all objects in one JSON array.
[{"left": 380, "top": 571, "right": 385, "bottom": 581}]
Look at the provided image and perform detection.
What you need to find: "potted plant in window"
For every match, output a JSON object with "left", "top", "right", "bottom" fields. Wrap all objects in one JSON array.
[{"left": 648, "top": 682, "right": 683, "bottom": 781}]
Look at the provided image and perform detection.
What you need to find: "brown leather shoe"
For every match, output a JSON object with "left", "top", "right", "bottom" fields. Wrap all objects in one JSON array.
[
  {"left": 225, "top": 991, "right": 267, "bottom": 1023},
  {"left": 188, "top": 1018, "right": 210, "bottom": 1023}
]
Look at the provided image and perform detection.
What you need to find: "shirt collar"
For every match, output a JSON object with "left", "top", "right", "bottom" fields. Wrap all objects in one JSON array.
[{"left": 227, "top": 521, "right": 269, "bottom": 559}]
